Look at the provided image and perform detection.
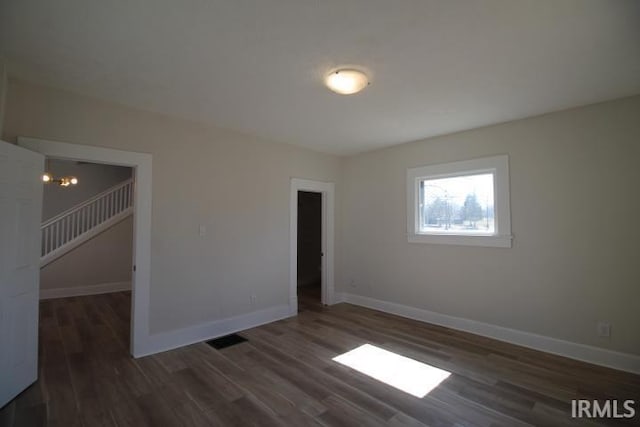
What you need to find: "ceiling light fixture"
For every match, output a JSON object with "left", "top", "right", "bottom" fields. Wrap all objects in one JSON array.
[
  {"left": 42, "top": 160, "right": 78, "bottom": 187},
  {"left": 325, "top": 69, "right": 369, "bottom": 95},
  {"left": 42, "top": 173, "right": 79, "bottom": 187}
]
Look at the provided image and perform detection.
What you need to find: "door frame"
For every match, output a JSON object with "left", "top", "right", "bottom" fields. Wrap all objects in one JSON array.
[
  {"left": 18, "top": 137, "right": 152, "bottom": 357},
  {"left": 289, "top": 178, "right": 335, "bottom": 314}
]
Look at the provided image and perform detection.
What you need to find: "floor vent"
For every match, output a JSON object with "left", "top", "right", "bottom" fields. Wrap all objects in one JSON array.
[{"left": 205, "top": 334, "right": 248, "bottom": 349}]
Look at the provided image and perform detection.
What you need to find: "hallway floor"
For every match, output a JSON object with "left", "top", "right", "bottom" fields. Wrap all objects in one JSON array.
[{"left": 298, "top": 285, "right": 322, "bottom": 313}]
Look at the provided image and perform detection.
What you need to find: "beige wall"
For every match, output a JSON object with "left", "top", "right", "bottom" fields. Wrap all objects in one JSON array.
[
  {"left": 42, "top": 159, "right": 132, "bottom": 220},
  {"left": 41, "top": 216, "right": 133, "bottom": 290},
  {"left": 3, "top": 78, "right": 343, "bottom": 334},
  {"left": 0, "top": 59, "right": 6, "bottom": 137},
  {"left": 340, "top": 95, "right": 640, "bottom": 356}
]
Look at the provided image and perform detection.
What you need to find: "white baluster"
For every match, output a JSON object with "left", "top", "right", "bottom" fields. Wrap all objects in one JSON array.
[
  {"left": 82, "top": 206, "right": 87, "bottom": 233},
  {"left": 92, "top": 201, "right": 96, "bottom": 228},
  {"left": 88, "top": 203, "right": 92, "bottom": 230},
  {"left": 81, "top": 210, "right": 84, "bottom": 235}
]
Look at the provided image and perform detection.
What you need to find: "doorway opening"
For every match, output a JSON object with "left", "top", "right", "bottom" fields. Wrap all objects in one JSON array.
[
  {"left": 40, "top": 157, "right": 135, "bottom": 346},
  {"left": 297, "top": 191, "right": 322, "bottom": 311},
  {"left": 289, "top": 178, "right": 335, "bottom": 315},
  {"left": 18, "top": 137, "right": 152, "bottom": 357}
]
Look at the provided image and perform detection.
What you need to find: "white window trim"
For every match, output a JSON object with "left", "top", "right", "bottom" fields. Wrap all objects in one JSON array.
[{"left": 406, "top": 155, "right": 512, "bottom": 248}]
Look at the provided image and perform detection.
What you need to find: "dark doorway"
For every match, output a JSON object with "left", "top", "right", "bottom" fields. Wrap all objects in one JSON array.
[{"left": 297, "top": 191, "right": 322, "bottom": 311}]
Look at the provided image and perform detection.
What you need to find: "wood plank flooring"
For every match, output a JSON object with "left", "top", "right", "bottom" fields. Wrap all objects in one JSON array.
[{"left": 1, "top": 290, "right": 639, "bottom": 426}]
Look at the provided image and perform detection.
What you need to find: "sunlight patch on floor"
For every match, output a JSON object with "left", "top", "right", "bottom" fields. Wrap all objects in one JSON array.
[{"left": 332, "top": 343, "right": 451, "bottom": 398}]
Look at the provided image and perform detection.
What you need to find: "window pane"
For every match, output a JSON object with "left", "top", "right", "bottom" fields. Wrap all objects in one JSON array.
[{"left": 418, "top": 173, "right": 494, "bottom": 234}]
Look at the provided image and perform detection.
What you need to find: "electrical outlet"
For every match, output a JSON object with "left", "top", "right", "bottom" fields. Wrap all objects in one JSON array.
[
  {"left": 198, "top": 225, "right": 206, "bottom": 237},
  {"left": 597, "top": 321, "right": 611, "bottom": 338},
  {"left": 350, "top": 279, "right": 356, "bottom": 288},
  {"left": 250, "top": 294, "right": 257, "bottom": 306}
]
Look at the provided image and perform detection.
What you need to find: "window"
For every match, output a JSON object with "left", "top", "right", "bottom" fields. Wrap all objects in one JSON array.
[{"left": 407, "top": 155, "right": 512, "bottom": 247}]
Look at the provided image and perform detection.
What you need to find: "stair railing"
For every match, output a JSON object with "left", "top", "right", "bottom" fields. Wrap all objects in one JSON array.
[{"left": 41, "top": 178, "right": 134, "bottom": 264}]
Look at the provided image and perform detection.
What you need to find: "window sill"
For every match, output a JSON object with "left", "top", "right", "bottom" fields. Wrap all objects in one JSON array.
[{"left": 408, "top": 233, "right": 513, "bottom": 248}]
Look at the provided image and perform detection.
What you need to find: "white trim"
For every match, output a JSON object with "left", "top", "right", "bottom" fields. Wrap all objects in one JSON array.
[
  {"left": 290, "top": 178, "right": 335, "bottom": 315},
  {"left": 40, "top": 281, "right": 131, "bottom": 300},
  {"left": 17, "top": 137, "right": 152, "bottom": 358},
  {"left": 333, "top": 292, "right": 348, "bottom": 304},
  {"left": 407, "top": 234, "right": 512, "bottom": 248},
  {"left": 336, "top": 292, "right": 640, "bottom": 374},
  {"left": 40, "top": 208, "right": 132, "bottom": 267},
  {"left": 0, "top": 58, "right": 7, "bottom": 137},
  {"left": 407, "top": 155, "right": 512, "bottom": 248},
  {"left": 138, "top": 304, "right": 290, "bottom": 357}
]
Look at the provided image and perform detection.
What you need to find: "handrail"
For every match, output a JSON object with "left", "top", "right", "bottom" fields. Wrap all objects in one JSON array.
[
  {"left": 41, "top": 178, "right": 135, "bottom": 260},
  {"left": 42, "top": 178, "right": 134, "bottom": 227}
]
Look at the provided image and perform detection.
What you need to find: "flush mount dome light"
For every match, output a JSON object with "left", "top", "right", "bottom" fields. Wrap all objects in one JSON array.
[{"left": 325, "top": 69, "right": 369, "bottom": 95}]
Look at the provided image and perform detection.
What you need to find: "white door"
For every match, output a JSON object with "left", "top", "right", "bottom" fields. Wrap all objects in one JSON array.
[{"left": 0, "top": 140, "right": 43, "bottom": 407}]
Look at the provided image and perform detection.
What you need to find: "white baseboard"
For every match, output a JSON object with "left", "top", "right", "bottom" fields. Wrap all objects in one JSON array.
[
  {"left": 40, "top": 281, "right": 131, "bottom": 300},
  {"left": 135, "top": 304, "right": 292, "bottom": 358},
  {"left": 335, "top": 292, "right": 640, "bottom": 374}
]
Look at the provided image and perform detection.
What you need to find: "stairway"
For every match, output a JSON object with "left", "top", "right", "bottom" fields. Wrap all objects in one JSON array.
[{"left": 41, "top": 178, "right": 134, "bottom": 266}]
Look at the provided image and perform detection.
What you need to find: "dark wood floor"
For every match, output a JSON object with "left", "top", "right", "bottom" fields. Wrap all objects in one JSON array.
[
  {"left": 298, "top": 285, "right": 322, "bottom": 312},
  {"left": 1, "top": 291, "right": 639, "bottom": 427}
]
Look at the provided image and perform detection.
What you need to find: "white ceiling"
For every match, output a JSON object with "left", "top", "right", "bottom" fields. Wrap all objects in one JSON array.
[{"left": 1, "top": 0, "right": 639, "bottom": 155}]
